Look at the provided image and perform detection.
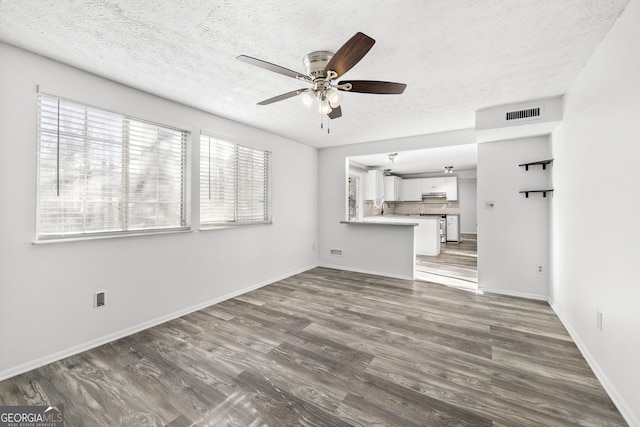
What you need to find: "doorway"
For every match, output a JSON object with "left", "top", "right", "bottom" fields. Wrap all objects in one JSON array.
[{"left": 415, "top": 237, "right": 478, "bottom": 291}]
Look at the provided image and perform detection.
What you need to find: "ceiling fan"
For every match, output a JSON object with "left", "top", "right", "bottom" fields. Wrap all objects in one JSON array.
[{"left": 237, "top": 32, "right": 407, "bottom": 122}]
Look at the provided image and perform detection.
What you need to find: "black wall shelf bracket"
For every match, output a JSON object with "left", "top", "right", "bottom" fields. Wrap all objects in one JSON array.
[
  {"left": 519, "top": 159, "right": 554, "bottom": 171},
  {"left": 519, "top": 189, "right": 554, "bottom": 198}
]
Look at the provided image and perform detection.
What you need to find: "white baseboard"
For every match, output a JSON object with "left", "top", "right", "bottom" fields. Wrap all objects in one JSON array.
[
  {"left": 0, "top": 263, "right": 318, "bottom": 382},
  {"left": 548, "top": 300, "right": 638, "bottom": 427},
  {"left": 318, "top": 263, "right": 415, "bottom": 281},
  {"left": 478, "top": 286, "right": 548, "bottom": 301}
]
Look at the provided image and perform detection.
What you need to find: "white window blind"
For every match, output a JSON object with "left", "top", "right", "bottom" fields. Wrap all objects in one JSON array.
[
  {"left": 36, "top": 94, "right": 190, "bottom": 240},
  {"left": 200, "top": 134, "right": 272, "bottom": 225}
]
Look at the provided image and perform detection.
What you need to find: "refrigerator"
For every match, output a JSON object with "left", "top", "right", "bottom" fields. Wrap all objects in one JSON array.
[{"left": 446, "top": 215, "right": 459, "bottom": 243}]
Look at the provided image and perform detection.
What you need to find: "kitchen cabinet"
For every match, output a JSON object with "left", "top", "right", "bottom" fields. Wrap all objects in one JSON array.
[
  {"left": 365, "top": 170, "right": 384, "bottom": 205},
  {"left": 384, "top": 176, "right": 402, "bottom": 201},
  {"left": 446, "top": 215, "right": 459, "bottom": 242},
  {"left": 419, "top": 176, "right": 458, "bottom": 200},
  {"left": 400, "top": 177, "right": 458, "bottom": 201},
  {"left": 443, "top": 176, "right": 458, "bottom": 201},
  {"left": 400, "top": 178, "right": 422, "bottom": 201},
  {"left": 422, "top": 177, "right": 446, "bottom": 194},
  {"left": 363, "top": 215, "right": 440, "bottom": 256}
]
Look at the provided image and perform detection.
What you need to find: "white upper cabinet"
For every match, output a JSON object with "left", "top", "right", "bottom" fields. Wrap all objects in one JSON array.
[
  {"left": 422, "top": 177, "right": 446, "bottom": 194},
  {"left": 444, "top": 176, "right": 458, "bottom": 200},
  {"left": 400, "top": 178, "right": 422, "bottom": 201},
  {"left": 365, "top": 170, "right": 384, "bottom": 205},
  {"left": 401, "top": 176, "right": 459, "bottom": 201},
  {"left": 384, "top": 176, "right": 402, "bottom": 201}
]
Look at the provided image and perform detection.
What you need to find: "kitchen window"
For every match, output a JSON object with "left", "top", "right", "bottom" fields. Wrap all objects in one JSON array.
[
  {"left": 200, "top": 134, "right": 272, "bottom": 226},
  {"left": 36, "top": 94, "right": 190, "bottom": 241}
]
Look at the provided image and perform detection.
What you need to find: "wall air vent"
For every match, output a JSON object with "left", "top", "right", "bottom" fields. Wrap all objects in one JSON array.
[
  {"left": 329, "top": 249, "right": 343, "bottom": 256},
  {"left": 506, "top": 107, "right": 541, "bottom": 121},
  {"left": 94, "top": 291, "right": 106, "bottom": 307}
]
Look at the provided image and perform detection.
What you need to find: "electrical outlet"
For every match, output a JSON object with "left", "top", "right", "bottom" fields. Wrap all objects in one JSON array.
[
  {"left": 94, "top": 291, "right": 106, "bottom": 308},
  {"left": 537, "top": 265, "right": 543, "bottom": 274},
  {"left": 596, "top": 310, "right": 603, "bottom": 332}
]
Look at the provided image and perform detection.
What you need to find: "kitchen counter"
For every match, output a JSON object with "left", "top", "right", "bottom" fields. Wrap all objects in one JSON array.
[
  {"left": 381, "top": 214, "right": 442, "bottom": 218},
  {"left": 360, "top": 215, "right": 441, "bottom": 256},
  {"left": 340, "top": 220, "right": 418, "bottom": 227}
]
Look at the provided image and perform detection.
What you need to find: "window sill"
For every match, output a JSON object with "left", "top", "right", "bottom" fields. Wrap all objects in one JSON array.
[
  {"left": 33, "top": 228, "right": 193, "bottom": 245},
  {"left": 199, "top": 221, "right": 272, "bottom": 231}
]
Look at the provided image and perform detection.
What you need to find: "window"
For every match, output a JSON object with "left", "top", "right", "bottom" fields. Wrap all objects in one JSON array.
[
  {"left": 200, "top": 134, "right": 272, "bottom": 226},
  {"left": 36, "top": 94, "right": 190, "bottom": 240}
]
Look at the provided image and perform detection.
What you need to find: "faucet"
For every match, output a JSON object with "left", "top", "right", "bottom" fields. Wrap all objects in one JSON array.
[{"left": 381, "top": 201, "right": 390, "bottom": 216}]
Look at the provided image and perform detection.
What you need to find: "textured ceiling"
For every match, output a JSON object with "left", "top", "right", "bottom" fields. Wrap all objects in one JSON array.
[{"left": 0, "top": 0, "right": 630, "bottom": 148}]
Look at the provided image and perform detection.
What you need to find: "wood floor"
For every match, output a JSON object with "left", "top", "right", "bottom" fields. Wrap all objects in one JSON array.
[
  {"left": 416, "top": 240, "right": 478, "bottom": 290},
  {"left": 0, "top": 268, "right": 626, "bottom": 426}
]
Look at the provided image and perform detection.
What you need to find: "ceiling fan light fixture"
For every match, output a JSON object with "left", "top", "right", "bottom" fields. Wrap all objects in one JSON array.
[
  {"left": 301, "top": 91, "right": 315, "bottom": 108},
  {"left": 318, "top": 97, "right": 332, "bottom": 114},
  {"left": 444, "top": 166, "right": 454, "bottom": 174},
  {"left": 237, "top": 32, "right": 407, "bottom": 126},
  {"left": 388, "top": 153, "right": 398, "bottom": 163},
  {"left": 326, "top": 88, "right": 342, "bottom": 107}
]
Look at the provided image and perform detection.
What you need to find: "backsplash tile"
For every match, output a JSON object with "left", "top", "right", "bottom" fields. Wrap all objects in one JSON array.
[
  {"left": 365, "top": 199, "right": 460, "bottom": 216},
  {"left": 364, "top": 200, "right": 382, "bottom": 217}
]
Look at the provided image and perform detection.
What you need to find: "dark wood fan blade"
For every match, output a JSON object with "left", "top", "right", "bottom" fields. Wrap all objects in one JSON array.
[
  {"left": 257, "top": 89, "right": 309, "bottom": 105},
  {"left": 237, "top": 55, "right": 310, "bottom": 81},
  {"left": 338, "top": 80, "right": 407, "bottom": 94},
  {"left": 324, "top": 32, "right": 375, "bottom": 79},
  {"left": 328, "top": 105, "right": 342, "bottom": 119}
]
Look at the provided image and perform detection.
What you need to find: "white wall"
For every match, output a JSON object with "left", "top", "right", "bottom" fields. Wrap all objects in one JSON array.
[
  {"left": 0, "top": 43, "right": 318, "bottom": 380},
  {"left": 458, "top": 178, "right": 477, "bottom": 234},
  {"left": 475, "top": 96, "right": 563, "bottom": 131},
  {"left": 550, "top": 0, "right": 640, "bottom": 423},
  {"left": 477, "top": 136, "right": 551, "bottom": 299},
  {"left": 318, "top": 129, "right": 475, "bottom": 279}
]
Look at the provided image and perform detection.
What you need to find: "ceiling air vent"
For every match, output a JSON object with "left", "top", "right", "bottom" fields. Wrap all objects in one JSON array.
[{"left": 506, "top": 107, "right": 541, "bottom": 121}]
